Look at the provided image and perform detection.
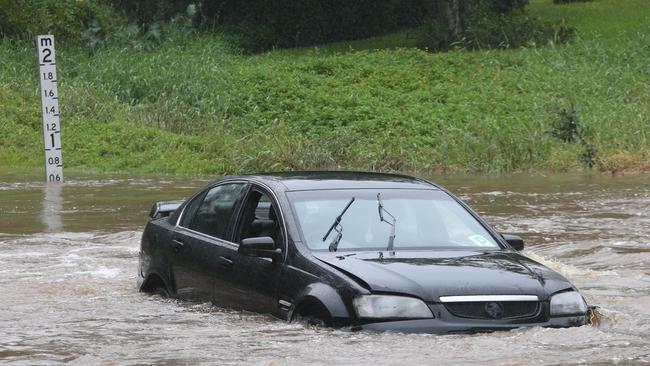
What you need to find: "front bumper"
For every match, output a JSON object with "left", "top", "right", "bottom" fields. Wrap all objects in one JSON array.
[{"left": 353, "top": 315, "right": 587, "bottom": 334}]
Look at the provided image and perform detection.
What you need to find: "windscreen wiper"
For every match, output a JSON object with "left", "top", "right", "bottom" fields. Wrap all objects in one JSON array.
[
  {"left": 377, "top": 193, "right": 396, "bottom": 254},
  {"left": 323, "top": 197, "right": 355, "bottom": 252}
]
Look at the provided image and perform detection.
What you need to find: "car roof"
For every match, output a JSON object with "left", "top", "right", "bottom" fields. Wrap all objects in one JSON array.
[{"left": 223, "top": 171, "right": 439, "bottom": 191}]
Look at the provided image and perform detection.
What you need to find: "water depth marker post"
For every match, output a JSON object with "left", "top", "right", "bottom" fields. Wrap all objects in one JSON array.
[{"left": 37, "top": 35, "right": 63, "bottom": 183}]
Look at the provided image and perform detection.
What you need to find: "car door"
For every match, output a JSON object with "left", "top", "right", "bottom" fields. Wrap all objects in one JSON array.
[
  {"left": 227, "top": 185, "right": 286, "bottom": 316},
  {"left": 171, "top": 182, "right": 248, "bottom": 304}
]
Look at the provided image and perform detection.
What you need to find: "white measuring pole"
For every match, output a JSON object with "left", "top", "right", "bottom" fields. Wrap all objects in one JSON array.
[{"left": 37, "top": 35, "right": 64, "bottom": 183}]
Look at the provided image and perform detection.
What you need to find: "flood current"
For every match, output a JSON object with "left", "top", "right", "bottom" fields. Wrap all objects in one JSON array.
[{"left": 1, "top": 171, "right": 648, "bottom": 365}]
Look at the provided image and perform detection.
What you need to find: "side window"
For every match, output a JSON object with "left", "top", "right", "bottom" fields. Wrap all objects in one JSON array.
[
  {"left": 186, "top": 183, "right": 247, "bottom": 239},
  {"left": 237, "top": 190, "right": 282, "bottom": 247},
  {"left": 179, "top": 192, "right": 205, "bottom": 228}
]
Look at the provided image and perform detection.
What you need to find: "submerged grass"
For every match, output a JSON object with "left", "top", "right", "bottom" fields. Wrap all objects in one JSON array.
[{"left": 0, "top": 0, "right": 648, "bottom": 175}]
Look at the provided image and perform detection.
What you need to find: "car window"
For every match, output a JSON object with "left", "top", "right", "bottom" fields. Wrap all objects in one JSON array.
[
  {"left": 179, "top": 191, "right": 206, "bottom": 228},
  {"left": 236, "top": 190, "right": 282, "bottom": 247},
  {"left": 185, "top": 183, "right": 247, "bottom": 239},
  {"left": 287, "top": 189, "right": 499, "bottom": 251}
]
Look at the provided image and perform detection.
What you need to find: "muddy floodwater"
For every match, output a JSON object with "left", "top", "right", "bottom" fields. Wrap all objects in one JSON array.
[{"left": 0, "top": 170, "right": 648, "bottom": 365}]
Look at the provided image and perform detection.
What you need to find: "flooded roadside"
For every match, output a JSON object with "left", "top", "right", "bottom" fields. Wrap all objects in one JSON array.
[{"left": 0, "top": 172, "right": 648, "bottom": 365}]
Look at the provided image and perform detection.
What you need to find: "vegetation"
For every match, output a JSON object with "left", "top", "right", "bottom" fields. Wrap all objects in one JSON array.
[
  {"left": 419, "top": 0, "right": 575, "bottom": 51},
  {"left": 553, "top": 0, "right": 592, "bottom": 4},
  {"left": 0, "top": 0, "right": 648, "bottom": 176}
]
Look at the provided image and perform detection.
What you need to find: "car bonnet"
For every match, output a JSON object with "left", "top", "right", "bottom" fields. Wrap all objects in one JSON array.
[{"left": 313, "top": 250, "right": 574, "bottom": 302}]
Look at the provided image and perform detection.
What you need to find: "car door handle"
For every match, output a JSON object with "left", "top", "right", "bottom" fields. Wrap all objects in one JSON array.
[
  {"left": 217, "top": 256, "right": 233, "bottom": 268},
  {"left": 172, "top": 239, "right": 185, "bottom": 252}
]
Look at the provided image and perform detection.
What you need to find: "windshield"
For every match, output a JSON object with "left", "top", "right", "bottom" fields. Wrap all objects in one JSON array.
[{"left": 287, "top": 189, "right": 500, "bottom": 251}]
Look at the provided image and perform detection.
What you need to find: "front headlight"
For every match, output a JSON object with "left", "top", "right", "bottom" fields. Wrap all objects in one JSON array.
[
  {"left": 550, "top": 291, "right": 588, "bottom": 316},
  {"left": 353, "top": 295, "right": 433, "bottom": 319}
]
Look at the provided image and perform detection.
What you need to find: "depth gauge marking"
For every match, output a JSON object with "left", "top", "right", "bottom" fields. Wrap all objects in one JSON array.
[{"left": 37, "top": 35, "right": 63, "bottom": 183}]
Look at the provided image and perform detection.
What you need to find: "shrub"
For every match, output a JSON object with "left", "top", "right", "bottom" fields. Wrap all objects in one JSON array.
[
  {"left": 105, "top": 0, "right": 198, "bottom": 28},
  {"left": 548, "top": 106, "right": 597, "bottom": 168},
  {"left": 418, "top": 0, "right": 574, "bottom": 50},
  {"left": 466, "top": 3, "right": 574, "bottom": 48},
  {"left": 0, "top": 0, "right": 120, "bottom": 44},
  {"left": 549, "top": 107, "right": 583, "bottom": 143}
]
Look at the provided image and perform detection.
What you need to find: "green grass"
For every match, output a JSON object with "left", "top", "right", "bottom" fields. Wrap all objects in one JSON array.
[
  {"left": 529, "top": 0, "right": 650, "bottom": 42},
  {"left": 1, "top": 0, "right": 649, "bottom": 176}
]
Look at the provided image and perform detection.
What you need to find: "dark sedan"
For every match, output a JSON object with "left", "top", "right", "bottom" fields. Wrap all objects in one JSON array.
[{"left": 138, "top": 172, "right": 589, "bottom": 334}]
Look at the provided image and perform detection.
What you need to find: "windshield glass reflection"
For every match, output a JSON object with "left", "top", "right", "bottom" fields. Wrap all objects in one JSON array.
[{"left": 288, "top": 189, "right": 500, "bottom": 251}]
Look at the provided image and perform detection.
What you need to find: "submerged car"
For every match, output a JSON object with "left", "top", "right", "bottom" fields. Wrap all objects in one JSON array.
[{"left": 138, "top": 172, "right": 589, "bottom": 334}]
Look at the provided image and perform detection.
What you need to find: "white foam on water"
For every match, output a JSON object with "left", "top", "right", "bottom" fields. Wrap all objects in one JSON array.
[
  {"left": 525, "top": 252, "right": 620, "bottom": 278},
  {"left": 88, "top": 266, "right": 121, "bottom": 279}
]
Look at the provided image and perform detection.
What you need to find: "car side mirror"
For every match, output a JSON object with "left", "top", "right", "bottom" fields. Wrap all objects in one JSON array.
[
  {"left": 502, "top": 234, "right": 524, "bottom": 251},
  {"left": 239, "top": 236, "right": 281, "bottom": 260}
]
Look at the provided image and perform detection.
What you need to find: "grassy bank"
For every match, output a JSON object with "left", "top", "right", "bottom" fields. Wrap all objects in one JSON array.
[{"left": 1, "top": 0, "right": 648, "bottom": 176}]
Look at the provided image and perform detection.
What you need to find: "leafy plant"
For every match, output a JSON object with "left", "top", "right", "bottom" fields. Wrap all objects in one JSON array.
[
  {"left": 549, "top": 107, "right": 583, "bottom": 143},
  {"left": 0, "top": 0, "right": 119, "bottom": 44},
  {"left": 419, "top": 0, "right": 575, "bottom": 51},
  {"left": 548, "top": 106, "right": 598, "bottom": 168}
]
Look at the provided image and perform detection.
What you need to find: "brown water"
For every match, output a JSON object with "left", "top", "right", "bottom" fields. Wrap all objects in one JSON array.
[{"left": 1, "top": 171, "right": 648, "bottom": 365}]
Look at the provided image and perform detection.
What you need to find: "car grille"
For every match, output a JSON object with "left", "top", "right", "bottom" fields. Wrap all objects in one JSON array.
[{"left": 444, "top": 301, "right": 539, "bottom": 320}]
